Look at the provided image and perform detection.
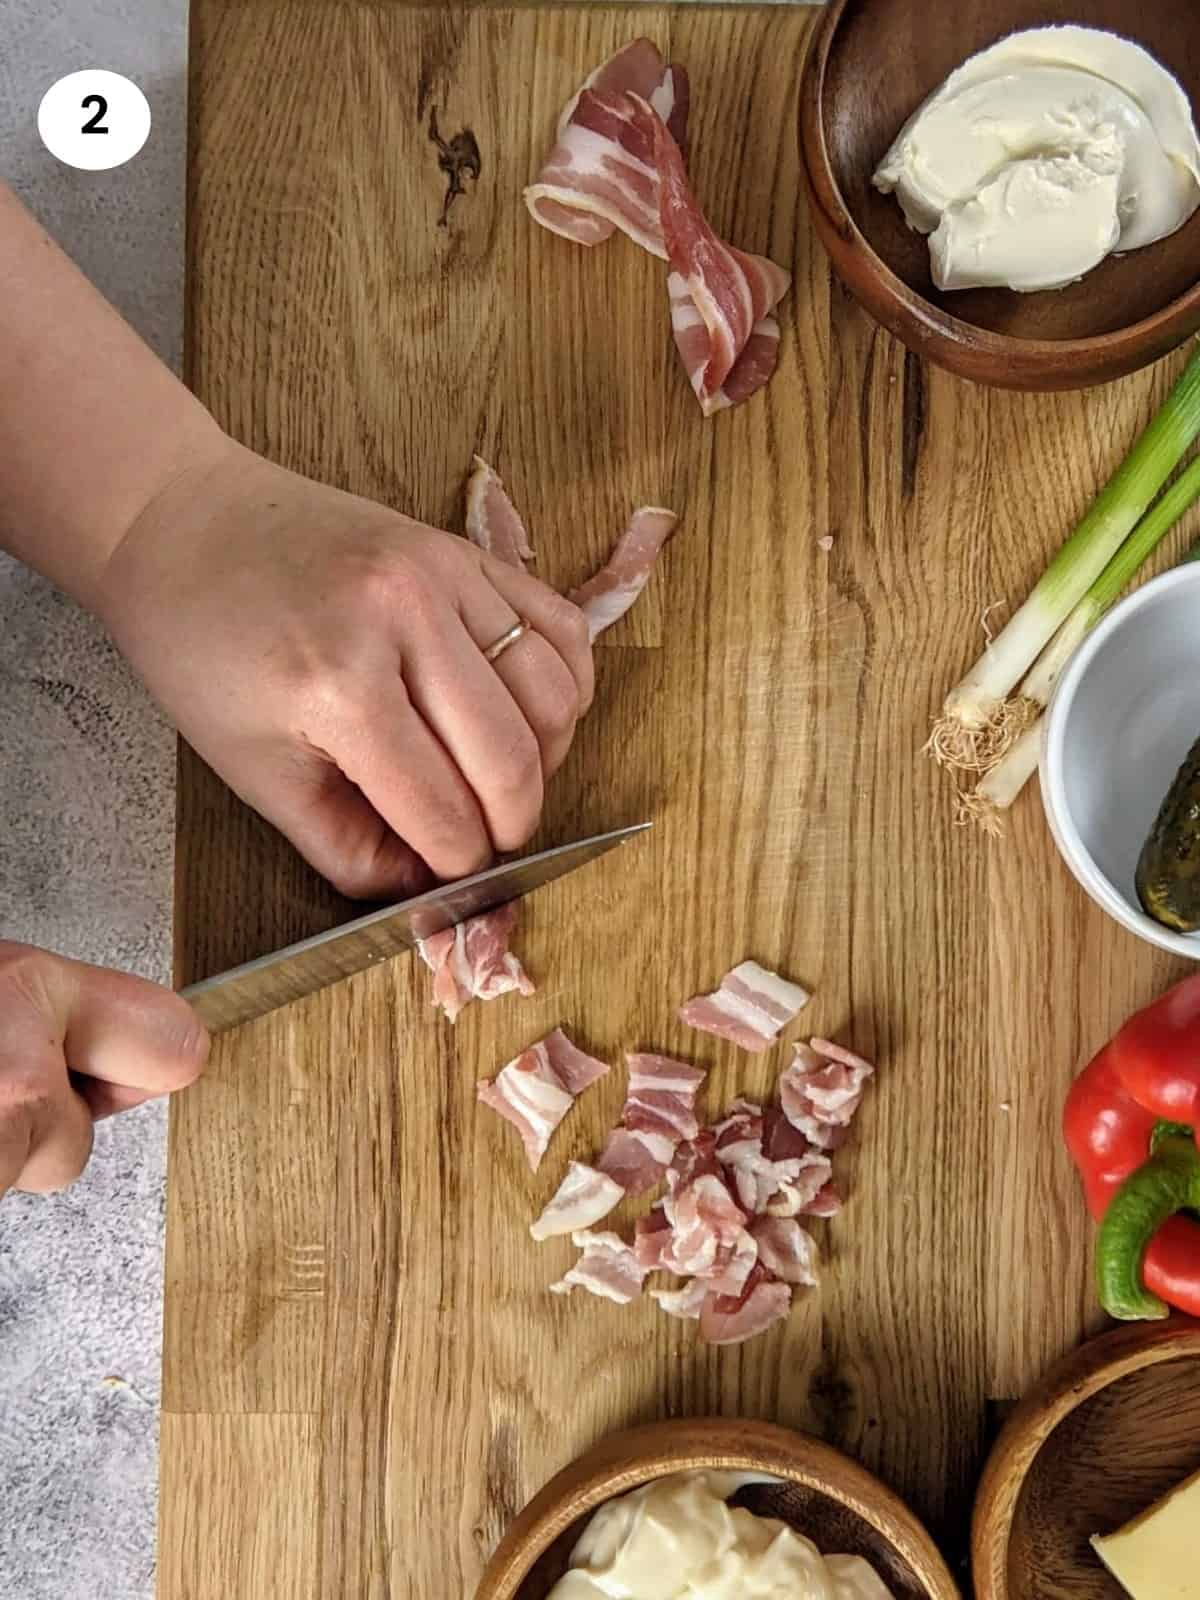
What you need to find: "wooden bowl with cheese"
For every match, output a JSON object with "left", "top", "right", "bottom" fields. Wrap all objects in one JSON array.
[
  {"left": 972, "top": 1318, "right": 1200, "bottom": 1600},
  {"left": 799, "top": 0, "right": 1200, "bottom": 389},
  {"left": 476, "top": 1418, "right": 960, "bottom": 1600}
]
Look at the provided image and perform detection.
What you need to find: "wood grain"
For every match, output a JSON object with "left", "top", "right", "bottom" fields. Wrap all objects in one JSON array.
[
  {"left": 163, "top": 4, "right": 1198, "bottom": 1595},
  {"left": 972, "top": 1320, "right": 1200, "bottom": 1600}
]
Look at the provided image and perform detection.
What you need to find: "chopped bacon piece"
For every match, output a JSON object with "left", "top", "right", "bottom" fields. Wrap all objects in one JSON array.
[
  {"left": 667, "top": 1131, "right": 724, "bottom": 1188},
  {"left": 464, "top": 455, "right": 534, "bottom": 570},
  {"left": 596, "top": 1126, "right": 676, "bottom": 1196},
  {"left": 712, "top": 1100, "right": 828, "bottom": 1216},
  {"left": 780, "top": 1039, "right": 874, "bottom": 1149},
  {"left": 663, "top": 1170, "right": 746, "bottom": 1277},
  {"left": 524, "top": 40, "right": 689, "bottom": 254},
  {"left": 763, "top": 1155, "right": 834, "bottom": 1218},
  {"left": 624, "top": 1053, "right": 706, "bottom": 1142},
  {"left": 800, "top": 1179, "right": 843, "bottom": 1219},
  {"left": 530, "top": 1161, "right": 623, "bottom": 1242},
  {"left": 762, "top": 1105, "right": 813, "bottom": 1163},
  {"left": 669, "top": 277, "right": 782, "bottom": 417},
  {"left": 549, "top": 1228, "right": 648, "bottom": 1304},
  {"left": 417, "top": 902, "right": 534, "bottom": 1023},
  {"left": 634, "top": 1205, "right": 674, "bottom": 1270},
  {"left": 650, "top": 1277, "right": 708, "bottom": 1320},
  {"left": 568, "top": 506, "right": 678, "bottom": 642},
  {"left": 699, "top": 1264, "right": 792, "bottom": 1346},
  {"left": 477, "top": 1028, "right": 609, "bottom": 1171},
  {"left": 748, "top": 1216, "right": 819, "bottom": 1286},
  {"left": 679, "top": 959, "right": 811, "bottom": 1053},
  {"left": 595, "top": 1053, "right": 706, "bottom": 1196},
  {"left": 704, "top": 1229, "right": 760, "bottom": 1297},
  {"left": 644, "top": 104, "right": 790, "bottom": 415}
]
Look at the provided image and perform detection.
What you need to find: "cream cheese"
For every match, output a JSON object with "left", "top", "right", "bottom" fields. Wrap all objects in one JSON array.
[
  {"left": 873, "top": 26, "right": 1200, "bottom": 292},
  {"left": 545, "top": 1471, "right": 897, "bottom": 1600}
]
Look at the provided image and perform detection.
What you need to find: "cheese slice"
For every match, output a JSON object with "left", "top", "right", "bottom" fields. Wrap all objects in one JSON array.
[{"left": 1092, "top": 1467, "right": 1200, "bottom": 1600}]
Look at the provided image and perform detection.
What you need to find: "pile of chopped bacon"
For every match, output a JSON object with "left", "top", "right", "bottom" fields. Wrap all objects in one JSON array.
[
  {"left": 540, "top": 1036, "right": 873, "bottom": 1344},
  {"left": 525, "top": 38, "right": 791, "bottom": 416},
  {"left": 483, "top": 1016, "right": 875, "bottom": 1345}
]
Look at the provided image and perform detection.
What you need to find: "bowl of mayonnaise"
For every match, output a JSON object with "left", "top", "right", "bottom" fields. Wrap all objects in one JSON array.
[
  {"left": 799, "top": 1, "right": 1200, "bottom": 389},
  {"left": 475, "top": 1419, "right": 960, "bottom": 1600}
]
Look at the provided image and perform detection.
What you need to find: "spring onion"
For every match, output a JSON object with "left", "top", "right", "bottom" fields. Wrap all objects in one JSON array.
[
  {"left": 930, "top": 343, "right": 1200, "bottom": 772},
  {"left": 959, "top": 466, "right": 1200, "bottom": 831}
]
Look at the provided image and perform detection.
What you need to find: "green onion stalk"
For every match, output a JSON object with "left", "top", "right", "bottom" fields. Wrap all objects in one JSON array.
[
  {"left": 930, "top": 343, "right": 1200, "bottom": 774},
  {"left": 959, "top": 460, "right": 1200, "bottom": 832}
]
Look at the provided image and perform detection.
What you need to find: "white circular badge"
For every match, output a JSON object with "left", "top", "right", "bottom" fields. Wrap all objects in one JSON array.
[{"left": 37, "top": 70, "right": 151, "bottom": 171}]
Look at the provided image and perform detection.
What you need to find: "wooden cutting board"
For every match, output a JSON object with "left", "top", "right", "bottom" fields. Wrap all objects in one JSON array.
[{"left": 160, "top": 4, "right": 1194, "bottom": 1595}]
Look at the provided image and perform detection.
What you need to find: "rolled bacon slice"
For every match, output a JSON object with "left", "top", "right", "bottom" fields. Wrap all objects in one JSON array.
[
  {"left": 477, "top": 1027, "right": 609, "bottom": 1171},
  {"left": 568, "top": 506, "right": 677, "bottom": 641},
  {"left": 679, "top": 959, "right": 811, "bottom": 1054},
  {"left": 530, "top": 1161, "right": 624, "bottom": 1241},
  {"left": 644, "top": 103, "right": 791, "bottom": 416},
  {"left": 780, "top": 1038, "right": 874, "bottom": 1149},
  {"left": 464, "top": 455, "right": 534, "bottom": 570},
  {"left": 417, "top": 902, "right": 534, "bottom": 1023},
  {"left": 549, "top": 1228, "right": 649, "bottom": 1304},
  {"left": 668, "top": 275, "right": 782, "bottom": 417},
  {"left": 524, "top": 39, "right": 689, "bottom": 254}
]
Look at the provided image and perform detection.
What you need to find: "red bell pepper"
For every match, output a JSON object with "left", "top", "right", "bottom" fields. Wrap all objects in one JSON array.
[{"left": 1063, "top": 975, "right": 1200, "bottom": 1321}]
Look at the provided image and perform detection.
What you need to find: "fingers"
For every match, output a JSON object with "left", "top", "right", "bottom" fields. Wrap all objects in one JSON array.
[
  {"left": 234, "top": 749, "right": 440, "bottom": 901},
  {"left": 388, "top": 602, "right": 548, "bottom": 855},
  {"left": 312, "top": 687, "right": 502, "bottom": 880},
  {"left": 0, "top": 1068, "right": 94, "bottom": 1195},
  {"left": 0, "top": 942, "right": 210, "bottom": 1198},
  {"left": 456, "top": 583, "right": 584, "bottom": 783},
  {"left": 484, "top": 560, "right": 595, "bottom": 716}
]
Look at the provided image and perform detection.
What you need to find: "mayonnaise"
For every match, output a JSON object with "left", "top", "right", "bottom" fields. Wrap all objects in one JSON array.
[
  {"left": 873, "top": 26, "right": 1200, "bottom": 292},
  {"left": 546, "top": 1471, "right": 897, "bottom": 1600}
]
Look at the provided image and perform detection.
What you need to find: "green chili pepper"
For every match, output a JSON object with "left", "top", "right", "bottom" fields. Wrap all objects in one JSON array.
[{"left": 1097, "top": 1135, "right": 1200, "bottom": 1320}]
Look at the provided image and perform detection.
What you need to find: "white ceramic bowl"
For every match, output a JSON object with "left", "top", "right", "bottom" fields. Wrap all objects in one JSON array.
[{"left": 1041, "top": 564, "right": 1200, "bottom": 960}]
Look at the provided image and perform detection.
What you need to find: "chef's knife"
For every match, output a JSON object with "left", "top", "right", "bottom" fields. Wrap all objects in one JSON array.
[{"left": 181, "top": 822, "right": 651, "bottom": 1033}]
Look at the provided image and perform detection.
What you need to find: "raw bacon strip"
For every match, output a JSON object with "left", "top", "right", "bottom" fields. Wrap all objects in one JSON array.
[
  {"left": 669, "top": 274, "right": 782, "bottom": 417},
  {"left": 699, "top": 1264, "right": 792, "bottom": 1346},
  {"left": 464, "top": 456, "right": 534, "bottom": 570},
  {"left": 524, "top": 40, "right": 689, "bottom": 253},
  {"left": 568, "top": 506, "right": 678, "bottom": 642},
  {"left": 780, "top": 1039, "right": 874, "bottom": 1149},
  {"left": 748, "top": 1217, "right": 819, "bottom": 1286},
  {"left": 417, "top": 902, "right": 534, "bottom": 1023},
  {"left": 596, "top": 1126, "right": 676, "bottom": 1197},
  {"left": 477, "top": 1028, "right": 609, "bottom": 1172},
  {"left": 644, "top": 103, "right": 790, "bottom": 414},
  {"left": 679, "top": 960, "right": 811, "bottom": 1054},
  {"left": 530, "top": 1161, "right": 623, "bottom": 1242},
  {"left": 650, "top": 1278, "right": 708, "bottom": 1320},
  {"left": 549, "top": 1229, "right": 649, "bottom": 1304}
]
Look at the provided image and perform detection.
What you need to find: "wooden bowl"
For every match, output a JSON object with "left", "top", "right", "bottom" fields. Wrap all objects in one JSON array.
[
  {"left": 799, "top": 0, "right": 1200, "bottom": 389},
  {"left": 972, "top": 1318, "right": 1200, "bottom": 1600},
  {"left": 477, "top": 1418, "right": 961, "bottom": 1600}
]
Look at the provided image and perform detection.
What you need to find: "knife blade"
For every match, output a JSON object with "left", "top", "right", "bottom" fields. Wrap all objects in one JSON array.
[{"left": 180, "top": 821, "right": 651, "bottom": 1033}]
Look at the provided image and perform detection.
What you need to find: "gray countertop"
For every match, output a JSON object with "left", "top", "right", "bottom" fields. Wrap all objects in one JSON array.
[{"left": 0, "top": 3, "right": 185, "bottom": 1595}]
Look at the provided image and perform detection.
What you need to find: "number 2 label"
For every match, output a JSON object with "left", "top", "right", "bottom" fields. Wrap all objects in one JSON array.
[{"left": 38, "top": 71, "right": 149, "bottom": 170}]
